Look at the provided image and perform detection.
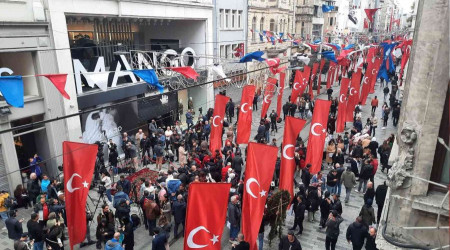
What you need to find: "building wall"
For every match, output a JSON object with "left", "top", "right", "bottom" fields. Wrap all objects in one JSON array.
[{"left": 377, "top": 0, "right": 449, "bottom": 248}]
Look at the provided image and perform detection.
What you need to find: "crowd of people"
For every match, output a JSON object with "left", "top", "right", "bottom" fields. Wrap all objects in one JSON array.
[{"left": 0, "top": 57, "right": 402, "bottom": 250}]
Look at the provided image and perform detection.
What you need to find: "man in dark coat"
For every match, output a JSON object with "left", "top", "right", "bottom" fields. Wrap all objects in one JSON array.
[
  {"left": 172, "top": 195, "right": 186, "bottom": 238},
  {"left": 27, "top": 173, "right": 41, "bottom": 205},
  {"left": 375, "top": 181, "right": 388, "bottom": 223},
  {"left": 232, "top": 233, "right": 250, "bottom": 250},
  {"left": 301, "top": 164, "right": 311, "bottom": 188},
  {"left": 151, "top": 227, "right": 167, "bottom": 250},
  {"left": 27, "top": 213, "right": 44, "bottom": 250},
  {"left": 5, "top": 210, "right": 23, "bottom": 240},
  {"left": 232, "top": 152, "right": 244, "bottom": 180},
  {"left": 279, "top": 231, "right": 302, "bottom": 250},
  {"left": 346, "top": 216, "right": 368, "bottom": 250},
  {"left": 325, "top": 210, "right": 344, "bottom": 250},
  {"left": 289, "top": 196, "right": 306, "bottom": 234},
  {"left": 289, "top": 103, "right": 297, "bottom": 117},
  {"left": 363, "top": 182, "right": 375, "bottom": 204},
  {"left": 117, "top": 176, "right": 131, "bottom": 196},
  {"left": 227, "top": 99, "right": 235, "bottom": 123},
  {"left": 228, "top": 196, "right": 241, "bottom": 242},
  {"left": 283, "top": 101, "right": 290, "bottom": 120}
]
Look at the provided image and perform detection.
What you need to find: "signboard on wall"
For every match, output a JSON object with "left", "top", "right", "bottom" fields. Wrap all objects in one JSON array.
[{"left": 138, "top": 91, "right": 178, "bottom": 123}]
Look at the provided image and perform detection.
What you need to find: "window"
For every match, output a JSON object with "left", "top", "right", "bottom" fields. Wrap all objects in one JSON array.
[
  {"left": 301, "top": 22, "right": 305, "bottom": 37},
  {"left": 260, "top": 17, "right": 264, "bottom": 32},
  {"left": 232, "top": 10, "right": 236, "bottom": 28},
  {"left": 251, "top": 17, "right": 257, "bottom": 42},
  {"left": 330, "top": 17, "right": 333, "bottom": 26},
  {"left": 270, "top": 19, "right": 275, "bottom": 32},
  {"left": 303, "top": 0, "right": 306, "bottom": 4},
  {"left": 220, "top": 45, "right": 225, "bottom": 58},
  {"left": 219, "top": 9, "right": 224, "bottom": 29},
  {"left": 225, "top": 10, "right": 230, "bottom": 29},
  {"left": 226, "top": 45, "right": 232, "bottom": 59},
  {"left": 238, "top": 11, "right": 243, "bottom": 29}
]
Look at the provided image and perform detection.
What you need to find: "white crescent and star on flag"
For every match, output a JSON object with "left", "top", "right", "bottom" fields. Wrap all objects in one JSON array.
[
  {"left": 66, "top": 173, "right": 89, "bottom": 193},
  {"left": 311, "top": 123, "right": 326, "bottom": 136},
  {"left": 187, "top": 226, "right": 219, "bottom": 248},
  {"left": 246, "top": 177, "right": 267, "bottom": 199}
]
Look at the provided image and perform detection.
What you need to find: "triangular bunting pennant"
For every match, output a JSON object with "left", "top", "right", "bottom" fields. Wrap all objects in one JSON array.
[
  {"left": 83, "top": 72, "right": 109, "bottom": 92},
  {"left": 132, "top": 69, "right": 164, "bottom": 93},
  {"left": 167, "top": 67, "right": 199, "bottom": 80},
  {"left": 0, "top": 76, "right": 24, "bottom": 108},
  {"left": 39, "top": 74, "right": 70, "bottom": 100}
]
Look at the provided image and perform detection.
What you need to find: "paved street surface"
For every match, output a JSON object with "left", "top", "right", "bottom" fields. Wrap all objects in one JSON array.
[{"left": 0, "top": 79, "right": 396, "bottom": 250}]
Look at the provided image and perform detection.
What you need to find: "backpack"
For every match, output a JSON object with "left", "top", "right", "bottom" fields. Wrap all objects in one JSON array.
[{"left": 4, "top": 196, "right": 17, "bottom": 209}]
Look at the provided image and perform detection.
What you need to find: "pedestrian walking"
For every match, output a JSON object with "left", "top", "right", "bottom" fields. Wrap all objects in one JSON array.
[
  {"left": 289, "top": 196, "right": 306, "bottom": 234},
  {"left": 279, "top": 231, "right": 302, "bottom": 250},
  {"left": 359, "top": 199, "right": 376, "bottom": 228},
  {"left": 370, "top": 96, "right": 379, "bottom": 114},
  {"left": 375, "top": 181, "right": 388, "bottom": 224},
  {"left": 325, "top": 210, "right": 344, "bottom": 250},
  {"left": 346, "top": 216, "right": 368, "bottom": 250}
]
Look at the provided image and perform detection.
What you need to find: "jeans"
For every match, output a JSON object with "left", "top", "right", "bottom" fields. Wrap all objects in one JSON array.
[
  {"left": 383, "top": 117, "right": 388, "bottom": 127},
  {"left": 325, "top": 236, "right": 337, "bottom": 250},
  {"left": 258, "top": 232, "right": 264, "bottom": 250},
  {"left": 33, "top": 241, "right": 44, "bottom": 250},
  {"left": 106, "top": 189, "right": 112, "bottom": 202},
  {"left": 270, "top": 121, "right": 277, "bottom": 132},
  {"left": 377, "top": 205, "right": 384, "bottom": 224},
  {"left": 336, "top": 181, "right": 342, "bottom": 195},
  {"left": 370, "top": 126, "right": 377, "bottom": 136},
  {"left": 174, "top": 221, "right": 185, "bottom": 238},
  {"left": 0, "top": 211, "right": 8, "bottom": 221},
  {"left": 265, "top": 131, "right": 270, "bottom": 143},
  {"left": 393, "top": 116, "right": 399, "bottom": 126},
  {"left": 358, "top": 179, "right": 368, "bottom": 193},
  {"left": 371, "top": 106, "right": 376, "bottom": 114},
  {"left": 345, "top": 186, "right": 352, "bottom": 202},
  {"left": 147, "top": 219, "right": 156, "bottom": 236},
  {"left": 230, "top": 225, "right": 240, "bottom": 240},
  {"left": 327, "top": 185, "right": 336, "bottom": 194}
]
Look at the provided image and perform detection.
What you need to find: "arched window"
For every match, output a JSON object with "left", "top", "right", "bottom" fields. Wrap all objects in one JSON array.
[
  {"left": 252, "top": 17, "right": 257, "bottom": 42},
  {"left": 260, "top": 17, "right": 265, "bottom": 32},
  {"left": 270, "top": 19, "right": 275, "bottom": 32}
]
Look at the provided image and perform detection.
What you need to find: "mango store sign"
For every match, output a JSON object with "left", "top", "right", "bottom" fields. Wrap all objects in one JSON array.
[{"left": 73, "top": 47, "right": 197, "bottom": 94}]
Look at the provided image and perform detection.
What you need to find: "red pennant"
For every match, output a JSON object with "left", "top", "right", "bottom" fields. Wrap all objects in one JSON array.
[
  {"left": 242, "top": 143, "right": 278, "bottom": 250},
  {"left": 399, "top": 40, "right": 413, "bottom": 86},
  {"left": 277, "top": 71, "right": 286, "bottom": 119},
  {"left": 290, "top": 70, "right": 308, "bottom": 103},
  {"left": 360, "top": 61, "right": 375, "bottom": 105},
  {"left": 236, "top": 85, "right": 256, "bottom": 144},
  {"left": 303, "top": 65, "right": 311, "bottom": 98},
  {"left": 63, "top": 141, "right": 97, "bottom": 249},
  {"left": 364, "top": 8, "right": 380, "bottom": 23},
  {"left": 261, "top": 79, "right": 276, "bottom": 119},
  {"left": 306, "top": 100, "right": 331, "bottom": 174},
  {"left": 306, "top": 43, "right": 320, "bottom": 51},
  {"left": 346, "top": 69, "right": 362, "bottom": 122},
  {"left": 310, "top": 63, "right": 319, "bottom": 99},
  {"left": 336, "top": 78, "right": 350, "bottom": 133},
  {"left": 184, "top": 183, "right": 230, "bottom": 250},
  {"left": 167, "top": 67, "right": 199, "bottom": 80},
  {"left": 280, "top": 117, "right": 307, "bottom": 201},
  {"left": 266, "top": 58, "right": 280, "bottom": 68},
  {"left": 39, "top": 74, "right": 70, "bottom": 100},
  {"left": 317, "top": 59, "right": 326, "bottom": 95},
  {"left": 209, "top": 95, "right": 230, "bottom": 156},
  {"left": 326, "top": 62, "right": 337, "bottom": 89},
  {"left": 364, "top": 18, "right": 369, "bottom": 29}
]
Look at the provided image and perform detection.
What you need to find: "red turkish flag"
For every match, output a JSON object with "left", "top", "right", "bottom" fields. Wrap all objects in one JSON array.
[
  {"left": 39, "top": 74, "right": 70, "bottom": 100},
  {"left": 63, "top": 141, "right": 97, "bottom": 250},
  {"left": 167, "top": 67, "right": 199, "bottom": 80},
  {"left": 369, "top": 56, "right": 383, "bottom": 93},
  {"left": 346, "top": 69, "right": 362, "bottom": 122},
  {"left": 326, "top": 62, "right": 337, "bottom": 89},
  {"left": 266, "top": 58, "right": 280, "bottom": 68},
  {"left": 209, "top": 95, "right": 230, "bottom": 156},
  {"left": 279, "top": 117, "right": 307, "bottom": 201},
  {"left": 364, "top": 18, "right": 369, "bottom": 29},
  {"left": 242, "top": 143, "right": 278, "bottom": 250},
  {"left": 399, "top": 40, "right": 413, "bottom": 86},
  {"left": 306, "top": 100, "right": 331, "bottom": 174},
  {"left": 360, "top": 60, "right": 375, "bottom": 105},
  {"left": 309, "top": 63, "right": 318, "bottom": 99},
  {"left": 261, "top": 78, "right": 277, "bottom": 119},
  {"left": 290, "top": 70, "right": 302, "bottom": 103},
  {"left": 184, "top": 183, "right": 230, "bottom": 250},
  {"left": 276, "top": 71, "right": 286, "bottom": 119},
  {"left": 336, "top": 78, "right": 350, "bottom": 133},
  {"left": 236, "top": 85, "right": 256, "bottom": 144},
  {"left": 317, "top": 59, "right": 326, "bottom": 95},
  {"left": 364, "top": 8, "right": 380, "bottom": 23}
]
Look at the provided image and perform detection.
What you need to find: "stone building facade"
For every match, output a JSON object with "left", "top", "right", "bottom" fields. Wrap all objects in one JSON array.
[{"left": 376, "top": 0, "right": 449, "bottom": 248}]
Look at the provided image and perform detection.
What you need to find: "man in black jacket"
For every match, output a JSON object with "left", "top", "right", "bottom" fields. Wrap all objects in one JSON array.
[
  {"left": 27, "top": 173, "right": 40, "bottom": 205},
  {"left": 27, "top": 213, "right": 44, "bottom": 250},
  {"left": 5, "top": 210, "right": 23, "bottom": 240},
  {"left": 325, "top": 210, "right": 344, "bottom": 250},
  {"left": 279, "top": 231, "right": 302, "bottom": 250},
  {"left": 301, "top": 164, "right": 311, "bottom": 188},
  {"left": 269, "top": 110, "right": 278, "bottom": 133},
  {"left": 283, "top": 101, "right": 290, "bottom": 120},
  {"left": 232, "top": 233, "right": 250, "bottom": 250},
  {"left": 228, "top": 196, "right": 241, "bottom": 242},
  {"left": 375, "top": 181, "right": 388, "bottom": 224},
  {"left": 289, "top": 196, "right": 306, "bottom": 234},
  {"left": 346, "top": 216, "right": 368, "bottom": 250},
  {"left": 232, "top": 152, "right": 244, "bottom": 180},
  {"left": 172, "top": 194, "right": 186, "bottom": 238}
]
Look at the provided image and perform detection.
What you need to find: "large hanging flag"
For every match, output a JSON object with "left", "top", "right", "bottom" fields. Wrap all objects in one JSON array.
[
  {"left": 303, "top": 65, "right": 311, "bottom": 92},
  {"left": 280, "top": 117, "right": 307, "bottom": 201},
  {"left": 346, "top": 69, "right": 362, "bottom": 122},
  {"left": 370, "top": 56, "right": 383, "bottom": 93},
  {"left": 0, "top": 76, "right": 24, "bottom": 108},
  {"left": 360, "top": 60, "right": 375, "bottom": 105},
  {"left": 336, "top": 78, "right": 350, "bottom": 133},
  {"left": 322, "top": 51, "right": 338, "bottom": 63},
  {"left": 377, "top": 43, "right": 396, "bottom": 82},
  {"left": 167, "top": 67, "right": 199, "bottom": 80},
  {"left": 209, "top": 95, "right": 230, "bottom": 156},
  {"left": 276, "top": 71, "right": 286, "bottom": 119},
  {"left": 317, "top": 58, "right": 326, "bottom": 95},
  {"left": 322, "top": 4, "right": 335, "bottom": 13},
  {"left": 290, "top": 70, "right": 307, "bottom": 103},
  {"left": 63, "top": 141, "right": 98, "bottom": 250},
  {"left": 239, "top": 51, "right": 265, "bottom": 63},
  {"left": 132, "top": 69, "right": 164, "bottom": 93},
  {"left": 242, "top": 143, "right": 278, "bottom": 250},
  {"left": 326, "top": 61, "right": 337, "bottom": 89},
  {"left": 399, "top": 40, "right": 413, "bottom": 86},
  {"left": 236, "top": 85, "right": 256, "bottom": 144},
  {"left": 184, "top": 183, "right": 230, "bottom": 250},
  {"left": 39, "top": 74, "right": 70, "bottom": 100},
  {"left": 306, "top": 100, "right": 331, "bottom": 174},
  {"left": 261, "top": 78, "right": 277, "bottom": 119},
  {"left": 364, "top": 8, "right": 380, "bottom": 23},
  {"left": 310, "top": 62, "right": 319, "bottom": 99},
  {"left": 266, "top": 57, "right": 280, "bottom": 68}
]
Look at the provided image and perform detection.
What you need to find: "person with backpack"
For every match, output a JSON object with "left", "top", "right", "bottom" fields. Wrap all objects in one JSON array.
[
  {"left": 357, "top": 160, "right": 373, "bottom": 193},
  {"left": 325, "top": 210, "right": 344, "bottom": 250}
]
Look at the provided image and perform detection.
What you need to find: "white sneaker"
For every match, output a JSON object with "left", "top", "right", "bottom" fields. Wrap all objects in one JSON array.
[
  {"left": 382, "top": 127, "right": 386, "bottom": 129},
  {"left": 355, "top": 189, "right": 359, "bottom": 193}
]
